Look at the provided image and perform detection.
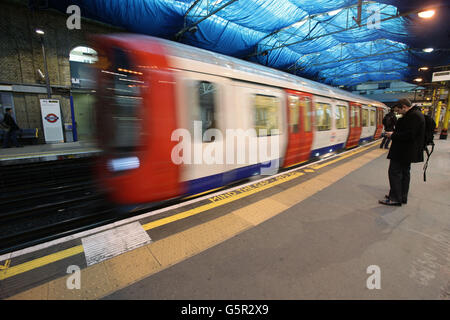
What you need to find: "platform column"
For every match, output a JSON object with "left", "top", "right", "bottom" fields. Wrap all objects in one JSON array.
[
  {"left": 434, "top": 89, "right": 444, "bottom": 133},
  {"left": 439, "top": 90, "right": 450, "bottom": 140}
]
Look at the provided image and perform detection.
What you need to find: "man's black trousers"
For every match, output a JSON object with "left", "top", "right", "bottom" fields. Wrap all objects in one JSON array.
[
  {"left": 380, "top": 136, "right": 392, "bottom": 149},
  {"left": 388, "top": 159, "right": 411, "bottom": 203}
]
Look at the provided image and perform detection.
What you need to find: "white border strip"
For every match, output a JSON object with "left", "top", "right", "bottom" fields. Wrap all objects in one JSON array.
[{"left": 0, "top": 141, "right": 378, "bottom": 261}]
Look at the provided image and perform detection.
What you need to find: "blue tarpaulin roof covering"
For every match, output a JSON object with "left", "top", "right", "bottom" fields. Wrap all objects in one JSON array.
[{"left": 46, "top": 0, "right": 450, "bottom": 87}]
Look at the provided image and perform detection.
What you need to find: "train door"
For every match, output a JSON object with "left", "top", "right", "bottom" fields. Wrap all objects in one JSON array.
[
  {"left": 368, "top": 107, "right": 377, "bottom": 140},
  {"left": 175, "top": 70, "right": 231, "bottom": 195},
  {"left": 332, "top": 100, "right": 349, "bottom": 150},
  {"left": 345, "top": 102, "right": 362, "bottom": 149},
  {"left": 311, "top": 95, "right": 334, "bottom": 157},
  {"left": 360, "top": 105, "right": 371, "bottom": 143},
  {"left": 227, "top": 81, "right": 287, "bottom": 180},
  {"left": 283, "top": 90, "right": 313, "bottom": 167},
  {"left": 374, "top": 107, "right": 384, "bottom": 139}
]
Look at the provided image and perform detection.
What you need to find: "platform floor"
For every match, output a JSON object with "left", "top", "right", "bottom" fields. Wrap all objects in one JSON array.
[
  {"left": 1, "top": 139, "right": 449, "bottom": 300},
  {"left": 0, "top": 141, "right": 102, "bottom": 165}
]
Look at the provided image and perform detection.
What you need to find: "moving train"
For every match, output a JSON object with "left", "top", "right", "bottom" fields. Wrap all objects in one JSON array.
[{"left": 92, "top": 34, "right": 388, "bottom": 205}]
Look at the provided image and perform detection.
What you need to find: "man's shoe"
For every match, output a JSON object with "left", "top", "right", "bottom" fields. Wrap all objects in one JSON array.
[
  {"left": 385, "top": 194, "right": 406, "bottom": 204},
  {"left": 379, "top": 199, "right": 402, "bottom": 206}
]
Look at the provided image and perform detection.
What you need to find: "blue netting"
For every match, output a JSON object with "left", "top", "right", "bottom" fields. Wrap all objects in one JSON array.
[{"left": 47, "top": 0, "right": 435, "bottom": 86}]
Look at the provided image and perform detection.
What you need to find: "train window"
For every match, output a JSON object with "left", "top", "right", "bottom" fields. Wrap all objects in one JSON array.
[
  {"left": 288, "top": 96, "right": 300, "bottom": 133},
  {"left": 101, "top": 47, "right": 144, "bottom": 152},
  {"left": 362, "top": 109, "right": 369, "bottom": 127},
  {"left": 253, "top": 94, "right": 279, "bottom": 137},
  {"left": 370, "top": 110, "right": 376, "bottom": 126},
  {"left": 315, "top": 102, "right": 331, "bottom": 131},
  {"left": 335, "top": 105, "right": 348, "bottom": 129},
  {"left": 301, "top": 96, "right": 312, "bottom": 132},
  {"left": 351, "top": 106, "right": 361, "bottom": 128},
  {"left": 350, "top": 106, "right": 355, "bottom": 128},
  {"left": 357, "top": 108, "right": 361, "bottom": 127},
  {"left": 190, "top": 81, "right": 217, "bottom": 142}
]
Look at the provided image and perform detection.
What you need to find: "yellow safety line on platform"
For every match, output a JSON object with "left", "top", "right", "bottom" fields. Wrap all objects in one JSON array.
[
  {"left": 0, "top": 141, "right": 379, "bottom": 282},
  {"left": 141, "top": 171, "right": 304, "bottom": 231},
  {"left": 182, "top": 186, "right": 224, "bottom": 200},
  {"left": 0, "top": 246, "right": 84, "bottom": 280}
]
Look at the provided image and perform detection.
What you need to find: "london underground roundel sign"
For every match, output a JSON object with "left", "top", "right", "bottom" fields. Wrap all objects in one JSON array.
[{"left": 45, "top": 113, "right": 59, "bottom": 123}]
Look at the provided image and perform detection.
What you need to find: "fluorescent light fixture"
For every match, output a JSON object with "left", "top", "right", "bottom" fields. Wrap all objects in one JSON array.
[
  {"left": 413, "top": 78, "right": 423, "bottom": 82},
  {"left": 107, "top": 157, "right": 140, "bottom": 172},
  {"left": 418, "top": 9, "right": 435, "bottom": 19},
  {"left": 422, "top": 48, "right": 434, "bottom": 53},
  {"left": 35, "top": 29, "right": 45, "bottom": 35},
  {"left": 418, "top": 66, "right": 429, "bottom": 71}
]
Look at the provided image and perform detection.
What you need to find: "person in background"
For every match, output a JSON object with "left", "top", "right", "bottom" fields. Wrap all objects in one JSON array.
[
  {"left": 2, "top": 108, "right": 22, "bottom": 148},
  {"left": 380, "top": 106, "right": 397, "bottom": 149},
  {"left": 379, "top": 98, "right": 425, "bottom": 206}
]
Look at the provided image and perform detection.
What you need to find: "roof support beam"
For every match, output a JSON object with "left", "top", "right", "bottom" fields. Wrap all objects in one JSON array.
[{"left": 175, "top": 0, "right": 239, "bottom": 40}]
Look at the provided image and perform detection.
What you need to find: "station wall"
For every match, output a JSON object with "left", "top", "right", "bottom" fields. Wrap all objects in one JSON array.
[{"left": 0, "top": 0, "right": 121, "bottom": 143}]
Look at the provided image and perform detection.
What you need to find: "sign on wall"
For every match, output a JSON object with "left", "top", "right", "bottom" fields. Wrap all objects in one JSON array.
[
  {"left": 40, "top": 99, "right": 64, "bottom": 143},
  {"left": 432, "top": 71, "right": 450, "bottom": 82}
]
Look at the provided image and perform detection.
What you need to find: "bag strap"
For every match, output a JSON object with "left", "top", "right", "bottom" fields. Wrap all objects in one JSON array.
[{"left": 423, "top": 143, "right": 434, "bottom": 182}]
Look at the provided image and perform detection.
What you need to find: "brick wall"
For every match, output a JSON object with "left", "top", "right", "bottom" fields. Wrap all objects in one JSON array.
[{"left": 0, "top": 0, "right": 121, "bottom": 143}]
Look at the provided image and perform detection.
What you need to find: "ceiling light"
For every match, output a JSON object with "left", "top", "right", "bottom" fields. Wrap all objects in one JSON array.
[
  {"left": 35, "top": 29, "right": 45, "bottom": 35},
  {"left": 414, "top": 78, "right": 423, "bottom": 82},
  {"left": 418, "top": 67, "right": 429, "bottom": 71},
  {"left": 422, "top": 48, "right": 434, "bottom": 53},
  {"left": 418, "top": 10, "right": 435, "bottom": 19}
]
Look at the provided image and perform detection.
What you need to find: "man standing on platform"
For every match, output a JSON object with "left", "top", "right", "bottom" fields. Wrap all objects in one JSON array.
[
  {"left": 379, "top": 98, "right": 425, "bottom": 206},
  {"left": 2, "top": 108, "right": 22, "bottom": 148}
]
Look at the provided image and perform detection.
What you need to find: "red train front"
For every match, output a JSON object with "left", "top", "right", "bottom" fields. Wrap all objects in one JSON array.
[{"left": 93, "top": 35, "right": 182, "bottom": 204}]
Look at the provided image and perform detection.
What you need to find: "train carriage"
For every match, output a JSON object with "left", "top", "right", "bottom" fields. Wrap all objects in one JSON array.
[{"left": 93, "top": 34, "right": 388, "bottom": 205}]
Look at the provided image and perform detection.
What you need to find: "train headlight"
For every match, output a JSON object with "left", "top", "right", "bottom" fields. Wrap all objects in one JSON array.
[{"left": 107, "top": 156, "right": 140, "bottom": 172}]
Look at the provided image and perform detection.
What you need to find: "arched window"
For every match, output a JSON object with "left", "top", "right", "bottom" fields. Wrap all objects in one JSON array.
[{"left": 69, "top": 46, "right": 98, "bottom": 64}]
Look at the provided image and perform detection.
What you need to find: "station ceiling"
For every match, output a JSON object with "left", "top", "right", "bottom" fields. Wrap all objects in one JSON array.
[{"left": 45, "top": 0, "right": 450, "bottom": 87}]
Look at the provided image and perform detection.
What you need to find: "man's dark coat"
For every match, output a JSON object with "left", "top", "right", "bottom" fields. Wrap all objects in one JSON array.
[{"left": 387, "top": 106, "right": 425, "bottom": 164}]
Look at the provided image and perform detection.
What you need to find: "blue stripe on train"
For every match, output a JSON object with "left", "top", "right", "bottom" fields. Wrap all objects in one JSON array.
[
  {"left": 310, "top": 143, "right": 345, "bottom": 158},
  {"left": 359, "top": 136, "right": 374, "bottom": 144},
  {"left": 184, "top": 160, "right": 280, "bottom": 196}
]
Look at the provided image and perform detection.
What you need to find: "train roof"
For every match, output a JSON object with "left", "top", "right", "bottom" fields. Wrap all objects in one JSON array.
[{"left": 106, "top": 34, "right": 387, "bottom": 108}]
